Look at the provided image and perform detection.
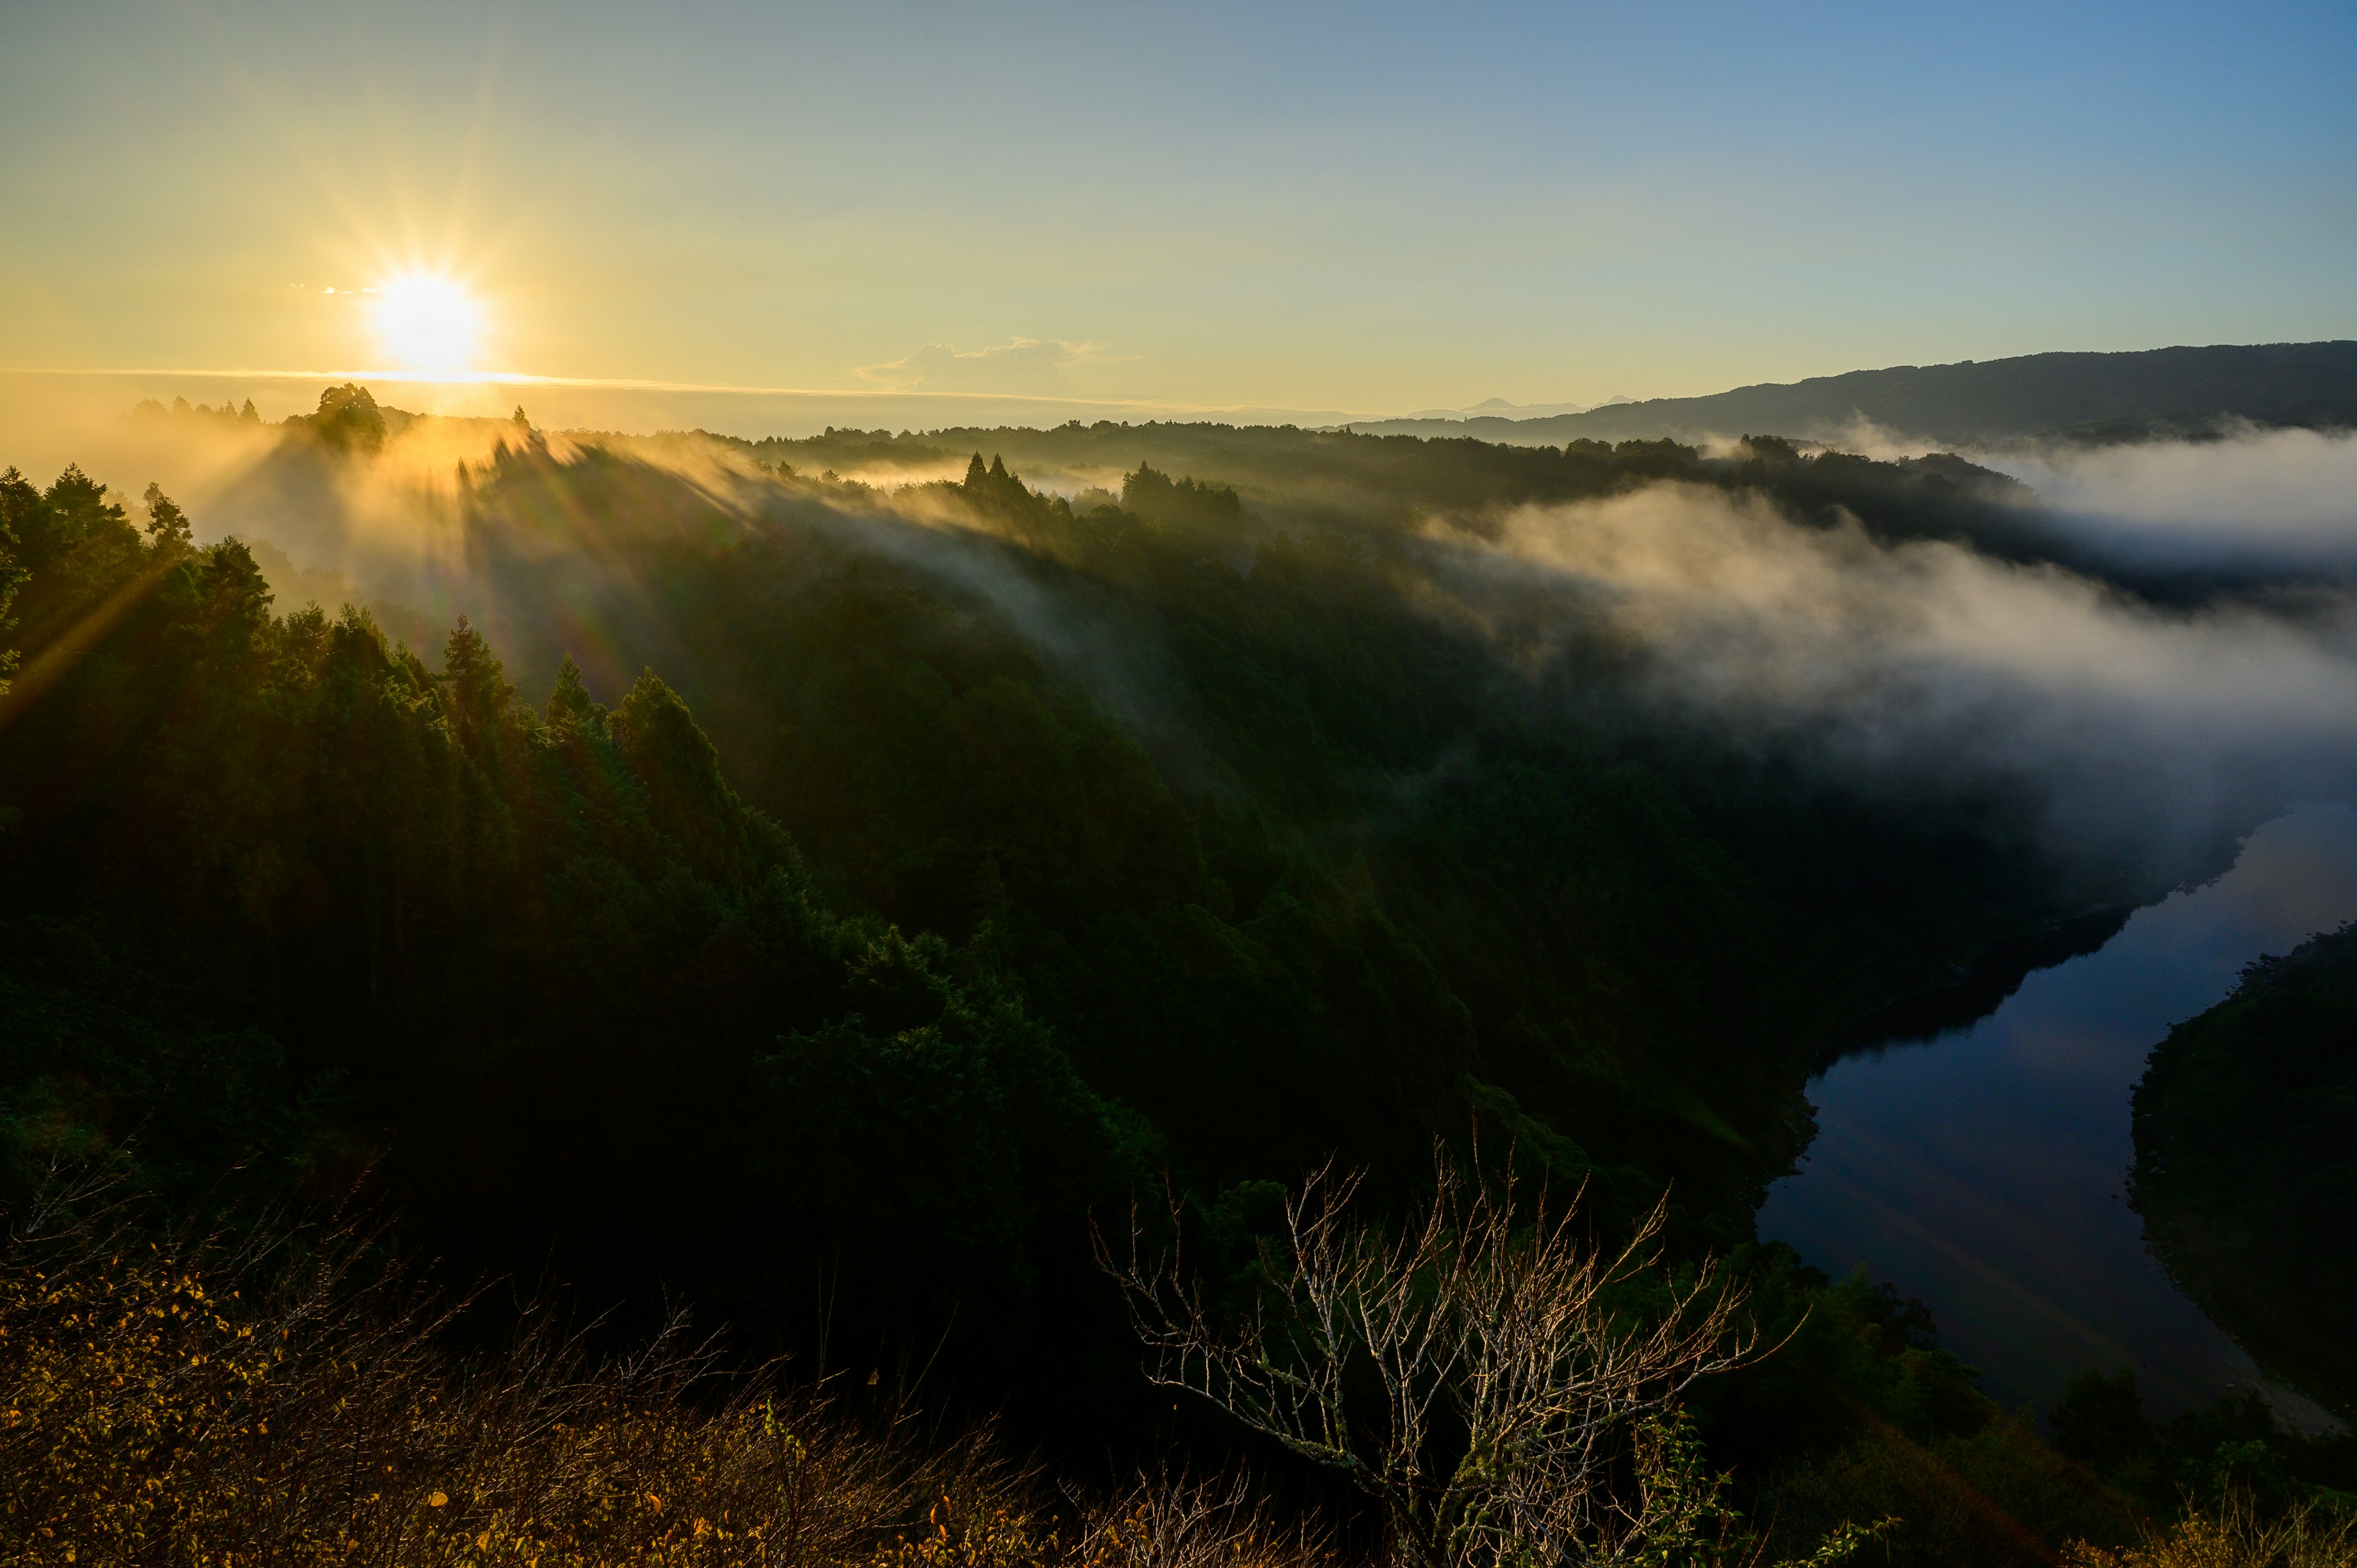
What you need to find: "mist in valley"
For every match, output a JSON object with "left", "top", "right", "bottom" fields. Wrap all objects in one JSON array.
[{"left": 50, "top": 390, "right": 2357, "bottom": 893}]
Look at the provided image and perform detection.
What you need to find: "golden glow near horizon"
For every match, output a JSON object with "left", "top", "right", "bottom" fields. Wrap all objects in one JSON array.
[
  {"left": 373, "top": 273, "right": 481, "bottom": 377},
  {"left": 6, "top": 6, "right": 2350, "bottom": 420}
]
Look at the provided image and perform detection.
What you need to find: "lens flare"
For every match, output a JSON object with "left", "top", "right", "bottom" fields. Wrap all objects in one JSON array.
[{"left": 373, "top": 273, "right": 481, "bottom": 374}]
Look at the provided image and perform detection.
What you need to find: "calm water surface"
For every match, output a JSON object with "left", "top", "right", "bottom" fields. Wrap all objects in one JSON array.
[{"left": 1759, "top": 803, "right": 2357, "bottom": 1422}]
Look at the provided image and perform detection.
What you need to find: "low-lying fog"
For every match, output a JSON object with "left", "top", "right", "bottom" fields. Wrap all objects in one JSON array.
[
  {"left": 16, "top": 391, "right": 2357, "bottom": 884},
  {"left": 1430, "top": 479, "right": 2357, "bottom": 871}
]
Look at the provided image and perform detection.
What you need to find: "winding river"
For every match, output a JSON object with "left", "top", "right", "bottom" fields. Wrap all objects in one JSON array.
[{"left": 1759, "top": 802, "right": 2357, "bottom": 1427}]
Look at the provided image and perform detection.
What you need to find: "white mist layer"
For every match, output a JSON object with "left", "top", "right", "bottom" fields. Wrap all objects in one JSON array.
[
  {"left": 1795, "top": 417, "right": 2357, "bottom": 577},
  {"left": 1441, "top": 483, "right": 2357, "bottom": 861},
  {"left": 1981, "top": 427, "right": 2357, "bottom": 573}
]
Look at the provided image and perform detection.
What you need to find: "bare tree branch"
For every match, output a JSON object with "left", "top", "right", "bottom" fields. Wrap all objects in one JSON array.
[{"left": 1100, "top": 1149, "right": 1760, "bottom": 1568}]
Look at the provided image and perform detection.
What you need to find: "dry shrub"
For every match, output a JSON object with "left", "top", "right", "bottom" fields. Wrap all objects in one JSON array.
[
  {"left": 0, "top": 1171, "right": 1344, "bottom": 1568},
  {"left": 1103, "top": 1154, "right": 1757, "bottom": 1568},
  {"left": 1077, "top": 1472, "right": 1329, "bottom": 1568},
  {"left": 0, "top": 1172, "right": 997, "bottom": 1567},
  {"left": 872, "top": 1472, "right": 1330, "bottom": 1568},
  {"left": 2068, "top": 1495, "right": 2357, "bottom": 1568}
]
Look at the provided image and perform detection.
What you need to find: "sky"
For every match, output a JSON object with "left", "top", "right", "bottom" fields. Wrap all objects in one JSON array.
[{"left": 2, "top": 0, "right": 2353, "bottom": 431}]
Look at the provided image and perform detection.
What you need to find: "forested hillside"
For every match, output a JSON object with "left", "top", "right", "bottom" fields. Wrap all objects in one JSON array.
[
  {"left": 2134, "top": 922, "right": 2357, "bottom": 1419},
  {"left": 4, "top": 398, "right": 2334, "bottom": 1565},
  {"left": 718, "top": 419, "right": 2329, "bottom": 608},
  {"left": 12, "top": 400, "right": 2254, "bottom": 1281},
  {"left": 738, "top": 419, "right": 2041, "bottom": 543},
  {"left": 0, "top": 458, "right": 1159, "bottom": 1407}
]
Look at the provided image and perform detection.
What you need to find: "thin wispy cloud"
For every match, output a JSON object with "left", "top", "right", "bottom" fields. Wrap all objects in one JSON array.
[{"left": 855, "top": 338, "right": 1111, "bottom": 395}]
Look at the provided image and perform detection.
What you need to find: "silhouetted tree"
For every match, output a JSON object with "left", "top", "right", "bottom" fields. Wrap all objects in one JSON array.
[{"left": 141, "top": 481, "right": 191, "bottom": 549}]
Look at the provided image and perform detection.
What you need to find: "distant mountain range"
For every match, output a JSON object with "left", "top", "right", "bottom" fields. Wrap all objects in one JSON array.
[
  {"left": 1395, "top": 395, "right": 1637, "bottom": 421},
  {"left": 1350, "top": 341, "right": 2357, "bottom": 446}
]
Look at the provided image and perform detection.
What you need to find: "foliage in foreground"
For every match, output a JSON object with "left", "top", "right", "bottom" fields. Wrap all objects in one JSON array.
[
  {"left": 1, "top": 1167, "right": 1887, "bottom": 1568},
  {"left": 1108, "top": 1154, "right": 1760, "bottom": 1568},
  {"left": 2067, "top": 1494, "right": 2357, "bottom": 1568},
  {"left": 0, "top": 1177, "right": 1322, "bottom": 1568},
  {"left": 5, "top": 1156, "right": 2339, "bottom": 1568}
]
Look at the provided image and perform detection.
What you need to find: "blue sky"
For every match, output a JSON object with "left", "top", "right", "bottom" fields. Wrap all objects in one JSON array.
[{"left": 2, "top": 0, "right": 2350, "bottom": 420}]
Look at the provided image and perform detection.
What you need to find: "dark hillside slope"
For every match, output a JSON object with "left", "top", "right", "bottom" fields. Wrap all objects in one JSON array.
[
  {"left": 2132, "top": 922, "right": 2357, "bottom": 1418},
  {"left": 1352, "top": 341, "right": 2357, "bottom": 445},
  {"left": 439, "top": 442, "right": 2232, "bottom": 1227},
  {"left": 173, "top": 420, "right": 2199, "bottom": 1241},
  {"left": 0, "top": 463, "right": 1146, "bottom": 1421}
]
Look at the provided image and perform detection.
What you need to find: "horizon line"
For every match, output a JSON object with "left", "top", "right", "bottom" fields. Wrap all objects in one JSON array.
[{"left": 0, "top": 363, "right": 1377, "bottom": 422}]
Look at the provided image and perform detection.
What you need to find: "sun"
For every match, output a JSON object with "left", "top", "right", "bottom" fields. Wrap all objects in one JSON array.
[{"left": 373, "top": 272, "right": 481, "bottom": 374}]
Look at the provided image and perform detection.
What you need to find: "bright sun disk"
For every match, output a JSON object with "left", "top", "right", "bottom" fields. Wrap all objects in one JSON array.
[{"left": 373, "top": 272, "right": 481, "bottom": 375}]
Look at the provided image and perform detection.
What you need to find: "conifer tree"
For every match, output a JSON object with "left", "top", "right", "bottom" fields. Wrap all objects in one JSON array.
[
  {"left": 547, "top": 654, "right": 603, "bottom": 732},
  {"left": 192, "top": 539, "right": 273, "bottom": 640},
  {"left": 441, "top": 613, "right": 514, "bottom": 752},
  {"left": 141, "top": 481, "right": 192, "bottom": 549}
]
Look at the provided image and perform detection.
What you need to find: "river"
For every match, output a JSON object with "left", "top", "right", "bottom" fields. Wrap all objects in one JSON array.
[{"left": 1758, "top": 801, "right": 2357, "bottom": 1426}]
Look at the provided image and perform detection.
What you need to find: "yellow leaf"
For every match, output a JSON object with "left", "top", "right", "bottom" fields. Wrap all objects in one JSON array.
[{"left": 429, "top": 1491, "right": 449, "bottom": 1508}]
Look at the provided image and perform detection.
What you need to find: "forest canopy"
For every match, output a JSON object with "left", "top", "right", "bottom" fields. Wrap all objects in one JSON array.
[{"left": 2, "top": 398, "right": 2348, "bottom": 1566}]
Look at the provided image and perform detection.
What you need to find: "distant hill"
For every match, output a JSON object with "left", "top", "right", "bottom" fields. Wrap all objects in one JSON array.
[{"left": 1350, "top": 341, "right": 2357, "bottom": 446}]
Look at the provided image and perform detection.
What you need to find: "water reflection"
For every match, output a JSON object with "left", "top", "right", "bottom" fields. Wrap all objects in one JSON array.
[{"left": 1759, "top": 802, "right": 2357, "bottom": 1423}]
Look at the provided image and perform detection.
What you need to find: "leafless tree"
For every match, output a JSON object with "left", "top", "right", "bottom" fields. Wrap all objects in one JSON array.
[{"left": 1100, "top": 1153, "right": 1759, "bottom": 1568}]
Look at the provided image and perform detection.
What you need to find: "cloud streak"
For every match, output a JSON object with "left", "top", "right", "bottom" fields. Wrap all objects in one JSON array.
[{"left": 855, "top": 338, "right": 1111, "bottom": 395}]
